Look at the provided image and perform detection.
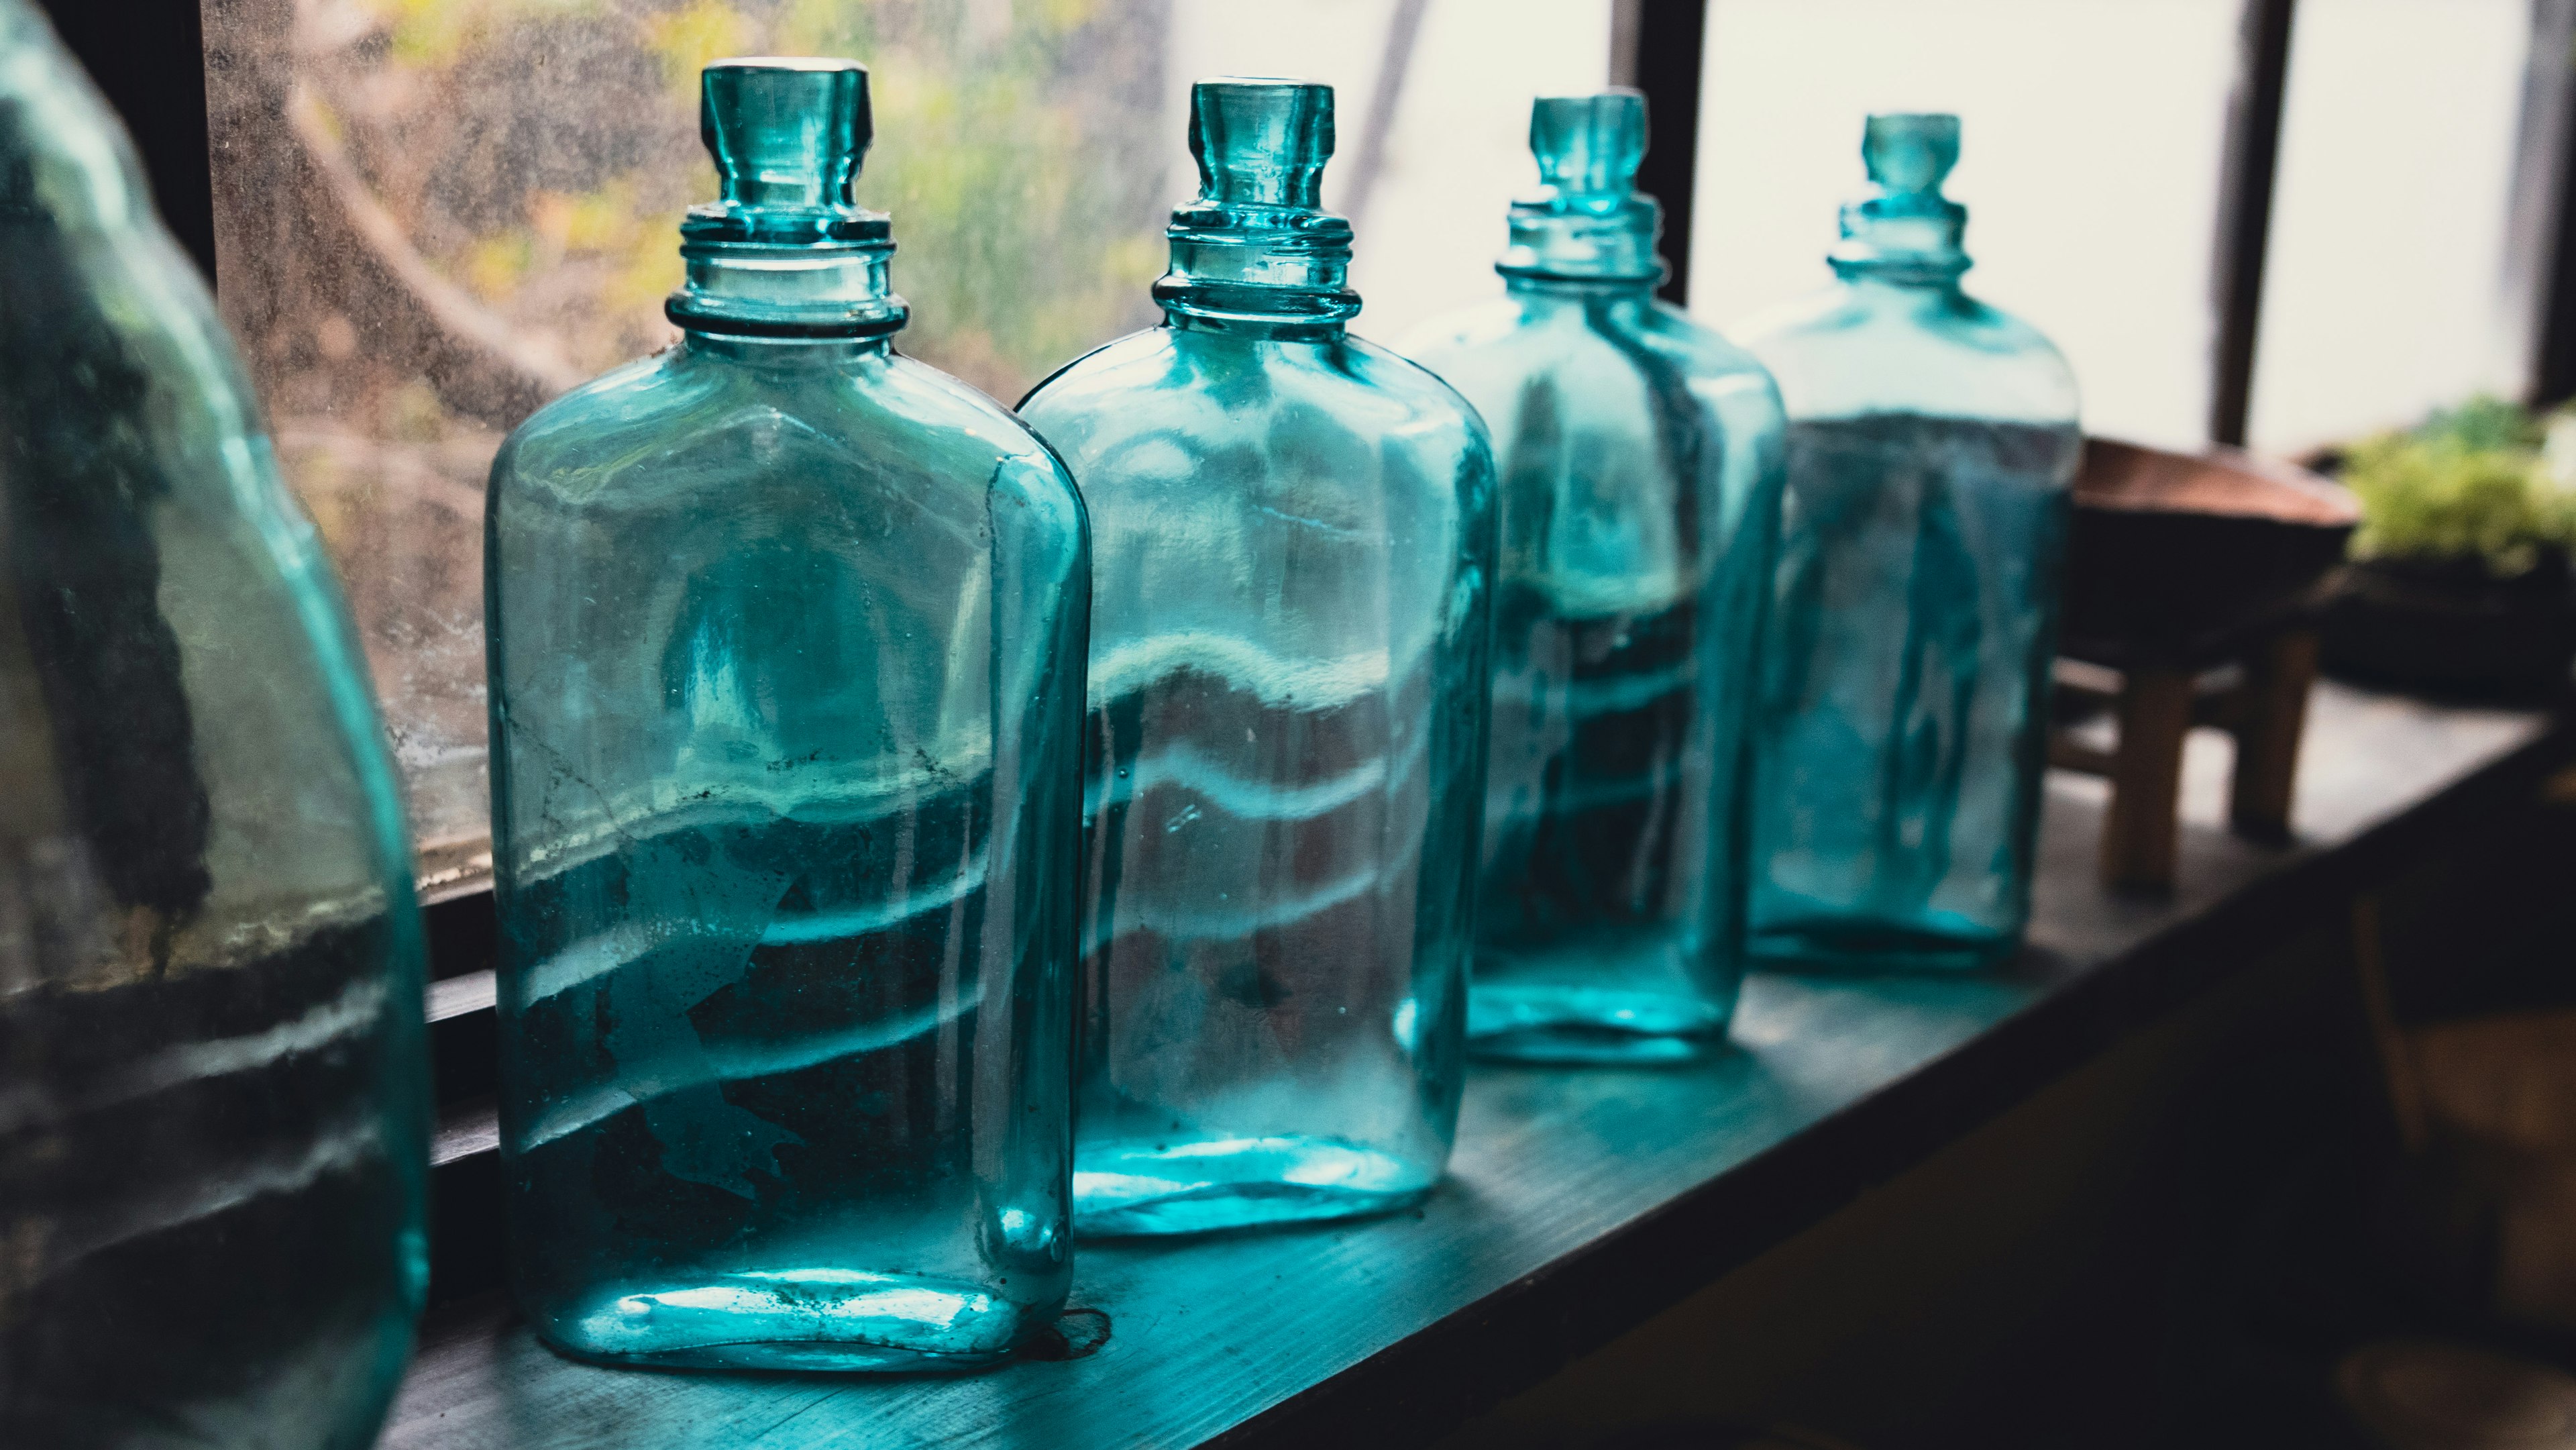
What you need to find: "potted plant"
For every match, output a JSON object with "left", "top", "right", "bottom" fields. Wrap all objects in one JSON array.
[{"left": 2318, "top": 395, "right": 2576, "bottom": 699}]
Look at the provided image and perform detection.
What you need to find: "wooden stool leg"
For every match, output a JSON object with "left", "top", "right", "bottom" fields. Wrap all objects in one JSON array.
[
  {"left": 2229, "top": 627, "right": 2319, "bottom": 843},
  {"left": 2102, "top": 665, "right": 2194, "bottom": 891}
]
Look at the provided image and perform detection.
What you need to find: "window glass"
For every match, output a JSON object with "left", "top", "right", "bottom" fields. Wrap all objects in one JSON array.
[
  {"left": 1687, "top": 0, "right": 2241, "bottom": 450},
  {"left": 1169, "top": 0, "right": 1614, "bottom": 342},
  {"left": 2247, "top": 0, "right": 2534, "bottom": 452},
  {"left": 199, "top": 0, "right": 1607, "bottom": 874}
]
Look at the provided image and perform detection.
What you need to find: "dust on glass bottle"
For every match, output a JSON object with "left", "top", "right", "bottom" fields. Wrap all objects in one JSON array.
[
  {"left": 1018, "top": 78, "right": 1496, "bottom": 1236},
  {"left": 484, "top": 59, "right": 1088, "bottom": 1371},
  {"left": 1735, "top": 113, "right": 2080, "bottom": 972},
  {"left": 1401, "top": 93, "right": 1784, "bottom": 1062},
  {"left": 0, "top": 3, "right": 430, "bottom": 1444}
]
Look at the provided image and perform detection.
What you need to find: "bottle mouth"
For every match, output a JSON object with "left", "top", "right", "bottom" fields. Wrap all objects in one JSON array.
[
  {"left": 1497, "top": 91, "right": 1662, "bottom": 283},
  {"left": 667, "top": 57, "right": 908, "bottom": 337},
  {"left": 1829, "top": 110, "right": 1972, "bottom": 282},
  {"left": 1155, "top": 77, "right": 1359, "bottom": 329}
]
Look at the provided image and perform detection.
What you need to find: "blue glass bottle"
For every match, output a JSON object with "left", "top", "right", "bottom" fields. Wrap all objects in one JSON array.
[
  {"left": 1401, "top": 93, "right": 1785, "bottom": 1061},
  {"left": 1736, "top": 114, "right": 2080, "bottom": 972},
  {"left": 484, "top": 60, "right": 1087, "bottom": 1370},
  {"left": 1018, "top": 79, "right": 1496, "bottom": 1236},
  {"left": 0, "top": 3, "right": 429, "bottom": 1443}
]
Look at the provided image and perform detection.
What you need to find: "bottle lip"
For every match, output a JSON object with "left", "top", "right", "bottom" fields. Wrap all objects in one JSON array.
[
  {"left": 1527, "top": 89, "right": 1648, "bottom": 203},
  {"left": 704, "top": 54, "right": 864, "bottom": 73},
  {"left": 1189, "top": 75, "right": 1336, "bottom": 211},
  {"left": 690, "top": 57, "right": 881, "bottom": 244}
]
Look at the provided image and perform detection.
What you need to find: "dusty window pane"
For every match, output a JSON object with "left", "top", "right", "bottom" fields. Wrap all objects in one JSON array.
[
  {"left": 197, "top": 0, "right": 1605, "bottom": 874},
  {"left": 199, "top": 0, "right": 1172, "bottom": 876}
]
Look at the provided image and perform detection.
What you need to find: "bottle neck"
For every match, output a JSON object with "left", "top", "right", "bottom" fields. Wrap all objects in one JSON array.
[
  {"left": 665, "top": 209, "right": 909, "bottom": 340},
  {"left": 1827, "top": 255, "right": 1970, "bottom": 293},
  {"left": 1826, "top": 193, "right": 1970, "bottom": 290},
  {"left": 1497, "top": 191, "right": 1663, "bottom": 287},
  {"left": 1502, "top": 272, "right": 1658, "bottom": 307},
  {"left": 680, "top": 331, "right": 890, "bottom": 366},
  {"left": 1152, "top": 197, "right": 1358, "bottom": 342}
]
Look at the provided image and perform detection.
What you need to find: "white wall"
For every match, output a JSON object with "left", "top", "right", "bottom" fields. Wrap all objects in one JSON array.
[
  {"left": 1166, "top": 0, "right": 2542, "bottom": 452},
  {"left": 1687, "top": 0, "right": 2240, "bottom": 449}
]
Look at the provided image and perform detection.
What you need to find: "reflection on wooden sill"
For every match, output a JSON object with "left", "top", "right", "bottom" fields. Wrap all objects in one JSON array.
[{"left": 417, "top": 836, "right": 494, "bottom": 905}]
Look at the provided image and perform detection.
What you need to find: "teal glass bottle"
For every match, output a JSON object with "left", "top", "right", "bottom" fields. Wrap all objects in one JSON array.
[
  {"left": 1735, "top": 114, "right": 2080, "bottom": 972},
  {"left": 1401, "top": 93, "right": 1785, "bottom": 1062},
  {"left": 0, "top": 3, "right": 429, "bottom": 1443},
  {"left": 484, "top": 60, "right": 1087, "bottom": 1370},
  {"left": 1018, "top": 79, "right": 1496, "bottom": 1236}
]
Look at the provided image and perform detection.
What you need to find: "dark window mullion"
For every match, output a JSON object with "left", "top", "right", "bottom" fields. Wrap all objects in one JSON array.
[
  {"left": 36, "top": 0, "right": 218, "bottom": 285},
  {"left": 1621, "top": 0, "right": 1711, "bottom": 309},
  {"left": 2521, "top": 0, "right": 2576, "bottom": 407},
  {"left": 2207, "top": 0, "right": 2297, "bottom": 448}
]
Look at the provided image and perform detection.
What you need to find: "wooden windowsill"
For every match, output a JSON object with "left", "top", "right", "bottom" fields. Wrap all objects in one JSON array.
[{"left": 386, "top": 682, "right": 2562, "bottom": 1449}]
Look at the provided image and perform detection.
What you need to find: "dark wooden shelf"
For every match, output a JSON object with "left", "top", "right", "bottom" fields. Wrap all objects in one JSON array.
[{"left": 384, "top": 683, "right": 2562, "bottom": 1449}]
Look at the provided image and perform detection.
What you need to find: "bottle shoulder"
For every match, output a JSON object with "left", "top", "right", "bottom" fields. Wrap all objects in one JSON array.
[
  {"left": 1399, "top": 293, "right": 1784, "bottom": 454},
  {"left": 1735, "top": 280, "right": 2080, "bottom": 427},
  {"left": 494, "top": 344, "right": 1085, "bottom": 525},
  {"left": 1018, "top": 323, "right": 1493, "bottom": 482},
  {"left": 1406, "top": 293, "right": 1775, "bottom": 387}
]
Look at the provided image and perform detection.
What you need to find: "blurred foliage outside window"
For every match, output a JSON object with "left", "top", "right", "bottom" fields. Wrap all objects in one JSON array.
[
  {"left": 201, "top": 0, "right": 1171, "bottom": 871},
  {"left": 2342, "top": 396, "right": 2576, "bottom": 579}
]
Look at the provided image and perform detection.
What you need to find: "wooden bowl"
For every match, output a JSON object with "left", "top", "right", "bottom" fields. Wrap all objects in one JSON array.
[{"left": 2059, "top": 437, "right": 2359, "bottom": 667}]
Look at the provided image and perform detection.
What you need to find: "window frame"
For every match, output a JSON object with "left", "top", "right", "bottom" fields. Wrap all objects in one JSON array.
[
  {"left": 38, "top": 0, "right": 2576, "bottom": 1310},
  {"left": 84, "top": 0, "right": 2576, "bottom": 915}
]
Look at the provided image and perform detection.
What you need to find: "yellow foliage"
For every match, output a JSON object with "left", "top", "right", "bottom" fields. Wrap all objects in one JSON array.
[
  {"left": 643, "top": 1, "right": 756, "bottom": 98},
  {"left": 529, "top": 183, "right": 642, "bottom": 255},
  {"left": 606, "top": 218, "right": 688, "bottom": 317},
  {"left": 368, "top": 0, "right": 598, "bottom": 68},
  {"left": 774, "top": 0, "right": 873, "bottom": 56},
  {"left": 1032, "top": 0, "right": 1104, "bottom": 33},
  {"left": 462, "top": 231, "right": 535, "bottom": 302}
]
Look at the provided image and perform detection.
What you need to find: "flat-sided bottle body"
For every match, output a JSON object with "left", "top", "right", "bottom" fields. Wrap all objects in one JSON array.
[
  {"left": 1405, "top": 287, "right": 1784, "bottom": 1061},
  {"left": 1739, "top": 279, "right": 2080, "bottom": 971},
  {"left": 0, "top": 4, "right": 431, "bottom": 1441},
  {"left": 485, "top": 337, "right": 1087, "bottom": 1369},
  {"left": 1020, "top": 323, "right": 1495, "bottom": 1235}
]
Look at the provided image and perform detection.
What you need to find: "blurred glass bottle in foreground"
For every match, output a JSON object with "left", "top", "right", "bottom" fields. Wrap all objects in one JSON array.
[
  {"left": 1020, "top": 79, "right": 1495, "bottom": 1235},
  {"left": 484, "top": 60, "right": 1087, "bottom": 1370},
  {"left": 1403, "top": 93, "right": 1784, "bottom": 1061},
  {"left": 0, "top": 2, "right": 430, "bottom": 1443},
  {"left": 1736, "top": 113, "right": 2080, "bottom": 972}
]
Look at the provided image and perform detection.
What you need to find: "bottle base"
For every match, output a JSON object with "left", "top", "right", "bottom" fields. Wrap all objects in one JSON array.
[
  {"left": 1073, "top": 1135, "right": 1435, "bottom": 1237},
  {"left": 1467, "top": 984, "right": 1731, "bottom": 1064},
  {"left": 531, "top": 1269, "right": 1048, "bottom": 1374},
  {"left": 1748, "top": 913, "right": 2015, "bottom": 974}
]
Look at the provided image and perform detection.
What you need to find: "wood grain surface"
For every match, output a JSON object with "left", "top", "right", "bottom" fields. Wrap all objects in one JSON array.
[{"left": 383, "top": 683, "right": 2557, "bottom": 1449}]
